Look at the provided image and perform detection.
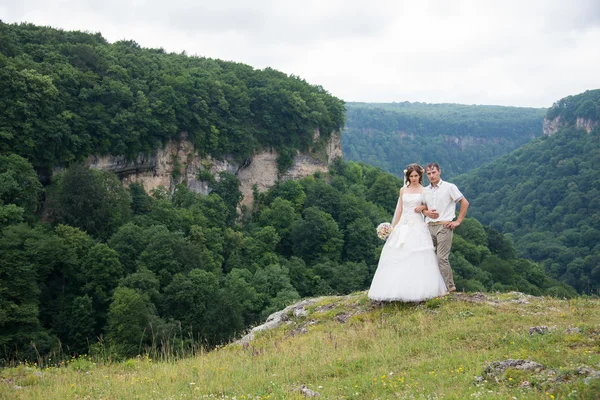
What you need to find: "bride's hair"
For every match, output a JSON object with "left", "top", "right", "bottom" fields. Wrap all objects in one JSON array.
[{"left": 405, "top": 163, "right": 424, "bottom": 186}]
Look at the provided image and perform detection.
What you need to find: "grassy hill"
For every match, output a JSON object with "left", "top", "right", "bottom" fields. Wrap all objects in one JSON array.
[{"left": 2, "top": 292, "right": 598, "bottom": 399}]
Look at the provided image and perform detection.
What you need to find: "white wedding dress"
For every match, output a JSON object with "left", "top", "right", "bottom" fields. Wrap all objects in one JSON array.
[{"left": 368, "top": 193, "right": 447, "bottom": 302}]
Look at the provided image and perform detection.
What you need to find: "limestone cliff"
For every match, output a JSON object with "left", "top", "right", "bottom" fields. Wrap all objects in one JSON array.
[
  {"left": 88, "top": 130, "right": 342, "bottom": 207},
  {"left": 543, "top": 116, "right": 598, "bottom": 136}
]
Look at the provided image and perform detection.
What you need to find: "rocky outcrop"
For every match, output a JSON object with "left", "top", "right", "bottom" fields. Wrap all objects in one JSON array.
[
  {"left": 87, "top": 130, "right": 342, "bottom": 207},
  {"left": 543, "top": 116, "right": 563, "bottom": 136},
  {"left": 235, "top": 298, "right": 318, "bottom": 345},
  {"left": 543, "top": 116, "right": 597, "bottom": 136},
  {"left": 325, "top": 128, "right": 343, "bottom": 160},
  {"left": 576, "top": 117, "right": 598, "bottom": 133}
]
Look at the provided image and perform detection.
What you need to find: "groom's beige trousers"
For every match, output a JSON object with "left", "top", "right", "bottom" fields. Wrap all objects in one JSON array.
[{"left": 428, "top": 223, "right": 455, "bottom": 290}]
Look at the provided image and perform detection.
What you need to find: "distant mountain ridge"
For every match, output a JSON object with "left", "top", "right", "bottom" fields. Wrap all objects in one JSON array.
[
  {"left": 453, "top": 89, "right": 600, "bottom": 294},
  {"left": 342, "top": 101, "right": 546, "bottom": 179}
]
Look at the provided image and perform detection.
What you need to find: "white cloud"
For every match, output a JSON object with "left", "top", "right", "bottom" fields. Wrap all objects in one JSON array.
[{"left": 1, "top": 0, "right": 599, "bottom": 107}]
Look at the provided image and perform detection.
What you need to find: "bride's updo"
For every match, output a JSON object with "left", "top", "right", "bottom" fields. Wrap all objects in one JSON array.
[{"left": 405, "top": 163, "right": 424, "bottom": 186}]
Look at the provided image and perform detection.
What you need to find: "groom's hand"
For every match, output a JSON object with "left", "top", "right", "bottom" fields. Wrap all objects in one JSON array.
[
  {"left": 445, "top": 221, "right": 461, "bottom": 230},
  {"left": 424, "top": 209, "right": 439, "bottom": 219}
]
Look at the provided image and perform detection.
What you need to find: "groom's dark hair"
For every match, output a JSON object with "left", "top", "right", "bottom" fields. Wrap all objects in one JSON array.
[{"left": 425, "top": 162, "right": 440, "bottom": 171}]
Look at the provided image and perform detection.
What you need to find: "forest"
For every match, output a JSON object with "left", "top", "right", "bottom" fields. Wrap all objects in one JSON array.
[
  {"left": 0, "top": 21, "right": 345, "bottom": 176},
  {"left": 342, "top": 101, "right": 546, "bottom": 179},
  {"left": 1, "top": 153, "right": 576, "bottom": 363},
  {"left": 453, "top": 89, "right": 600, "bottom": 296}
]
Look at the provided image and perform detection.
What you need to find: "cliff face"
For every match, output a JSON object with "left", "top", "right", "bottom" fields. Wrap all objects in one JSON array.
[
  {"left": 88, "top": 130, "right": 342, "bottom": 207},
  {"left": 543, "top": 116, "right": 598, "bottom": 136}
]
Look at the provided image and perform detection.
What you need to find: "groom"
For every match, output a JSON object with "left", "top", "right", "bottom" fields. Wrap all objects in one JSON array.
[{"left": 421, "top": 163, "right": 469, "bottom": 293}]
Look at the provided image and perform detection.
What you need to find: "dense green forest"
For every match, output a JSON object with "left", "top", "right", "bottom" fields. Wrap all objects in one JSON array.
[
  {"left": 342, "top": 102, "right": 546, "bottom": 179},
  {"left": 454, "top": 90, "right": 600, "bottom": 295},
  {"left": 0, "top": 21, "right": 345, "bottom": 175},
  {"left": 1, "top": 153, "right": 575, "bottom": 364}
]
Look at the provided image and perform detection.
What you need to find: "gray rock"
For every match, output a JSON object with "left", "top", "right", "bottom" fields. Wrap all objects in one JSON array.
[
  {"left": 577, "top": 366, "right": 600, "bottom": 378},
  {"left": 529, "top": 326, "right": 549, "bottom": 335},
  {"left": 235, "top": 299, "right": 317, "bottom": 345},
  {"left": 290, "top": 327, "right": 308, "bottom": 336},
  {"left": 564, "top": 327, "right": 582, "bottom": 334},
  {"left": 484, "top": 359, "right": 544, "bottom": 377},
  {"left": 299, "top": 384, "right": 321, "bottom": 397},
  {"left": 335, "top": 313, "right": 350, "bottom": 323},
  {"left": 294, "top": 308, "right": 308, "bottom": 317}
]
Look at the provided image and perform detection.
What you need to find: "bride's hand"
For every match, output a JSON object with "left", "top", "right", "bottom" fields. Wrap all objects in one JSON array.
[{"left": 414, "top": 205, "right": 427, "bottom": 213}]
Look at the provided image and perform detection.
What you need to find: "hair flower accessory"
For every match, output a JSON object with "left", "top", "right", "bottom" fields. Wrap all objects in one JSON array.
[{"left": 376, "top": 222, "right": 393, "bottom": 240}]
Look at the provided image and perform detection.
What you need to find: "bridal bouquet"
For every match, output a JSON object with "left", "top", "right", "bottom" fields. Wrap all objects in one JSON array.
[{"left": 376, "top": 222, "right": 393, "bottom": 240}]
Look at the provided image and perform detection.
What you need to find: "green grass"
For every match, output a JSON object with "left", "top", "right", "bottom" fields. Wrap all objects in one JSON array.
[{"left": 1, "top": 292, "right": 599, "bottom": 399}]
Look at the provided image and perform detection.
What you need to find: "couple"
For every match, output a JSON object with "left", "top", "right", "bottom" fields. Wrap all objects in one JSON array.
[{"left": 368, "top": 163, "right": 469, "bottom": 302}]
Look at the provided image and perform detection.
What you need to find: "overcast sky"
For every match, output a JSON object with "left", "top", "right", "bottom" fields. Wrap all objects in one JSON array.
[{"left": 2, "top": 0, "right": 599, "bottom": 107}]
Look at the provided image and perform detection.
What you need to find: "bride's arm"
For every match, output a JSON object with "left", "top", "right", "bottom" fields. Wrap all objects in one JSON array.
[
  {"left": 391, "top": 188, "right": 403, "bottom": 228},
  {"left": 414, "top": 204, "right": 427, "bottom": 213},
  {"left": 414, "top": 189, "right": 427, "bottom": 213}
]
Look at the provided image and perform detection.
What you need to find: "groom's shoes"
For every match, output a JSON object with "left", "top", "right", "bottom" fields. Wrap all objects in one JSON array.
[{"left": 448, "top": 286, "right": 457, "bottom": 293}]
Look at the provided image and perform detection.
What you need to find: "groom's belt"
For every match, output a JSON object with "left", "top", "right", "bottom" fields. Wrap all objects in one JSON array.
[{"left": 428, "top": 221, "right": 452, "bottom": 225}]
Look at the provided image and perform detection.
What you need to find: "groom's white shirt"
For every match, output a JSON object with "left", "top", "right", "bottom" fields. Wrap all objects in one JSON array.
[{"left": 424, "top": 179, "right": 464, "bottom": 223}]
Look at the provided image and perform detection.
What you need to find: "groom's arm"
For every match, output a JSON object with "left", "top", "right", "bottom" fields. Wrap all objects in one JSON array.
[{"left": 446, "top": 197, "right": 469, "bottom": 230}]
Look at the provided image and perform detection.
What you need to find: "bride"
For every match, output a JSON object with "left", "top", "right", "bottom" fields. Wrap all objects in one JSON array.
[{"left": 368, "top": 164, "right": 447, "bottom": 302}]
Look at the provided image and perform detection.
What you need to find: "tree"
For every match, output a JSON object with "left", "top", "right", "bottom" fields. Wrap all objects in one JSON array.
[
  {"left": 0, "top": 224, "right": 52, "bottom": 360},
  {"left": 303, "top": 179, "right": 342, "bottom": 219},
  {"left": 257, "top": 197, "right": 299, "bottom": 255},
  {"left": 480, "top": 255, "right": 516, "bottom": 286},
  {"left": 0, "top": 203, "right": 23, "bottom": 227},
  {"left": 118, "top": 266, "right": 162, "bottom": 305},
  {"left": 129, "top": 182, "right": 153, "bottom": 215},
  {"left": 265, "top": 180, "right": 306, "bottom": 212},
  {"left": 66, "top": 295, "right": 96, "bottom": 354},
  {"left": 454, "top": 218, "right": 487, "bottom": 247},
  {"left": 162, "top": 269, "right": 234, "bottom": 344},
  {"left": 343, "top": 217, "right": 378, "bottom": 267},
  {"left": 224, "top": 268, "right": 261, "bottom": 325},
  {"left": 251, "top": 263, "right": 300, "bottom": 317},
  {"left": 45, "top": 164, "right": 131, "bottom": 239},
  {"left": 107, "top": 223, "right": 148, "bottom": 275},
  {"left": 107, "top": 287, "right": 156, "bottom": 356},
  {"left": 0, "top": 154, "right": 42, "bottom": 217},
  {"left": 137, "top": 225, "right": 187, "bottom": 287},
  {"left": 366, "top": 174, "right": 402, "bottom": 214},
  {"left": 81, "top": 243, "right": 124, "bottom": 331},
  {"left": 210, "top": 172, "right": 242, "bottom": 224},
  {"left": 291, "top": 207, "right": 344, "bottom": 264},
  {"left": 332, "top": 261, "right": 369, "bottom": 294}
]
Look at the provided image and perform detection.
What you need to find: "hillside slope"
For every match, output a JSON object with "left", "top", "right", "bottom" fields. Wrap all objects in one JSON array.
[
  {"left": 2, "top": 292, "right": 599, "bottom": 399},
  {"left": 342, "top": 102, "right": 546, "bottom": 179},
  {"left": 0, "top": 21, "right": 344, "bottom": 175},
  {"left": 453, "top": 90, "right": 600, "bottom": 295}
]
